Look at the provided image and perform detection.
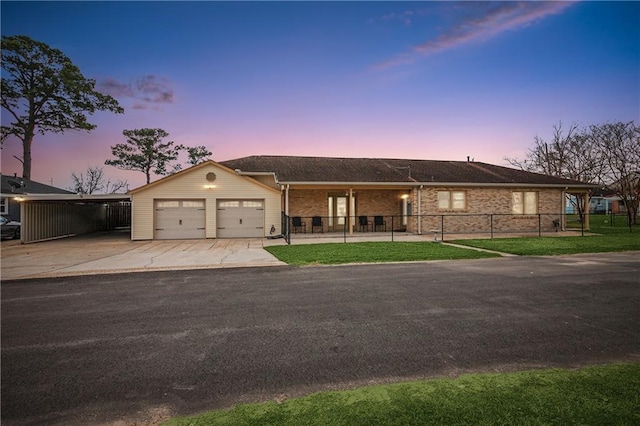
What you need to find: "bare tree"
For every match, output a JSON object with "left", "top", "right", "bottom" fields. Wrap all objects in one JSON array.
[
  {"left": 592, "top": 121, "right": 640, "bottom": 225},
  {"left": 505, "top": 122, "right": 606, "bottom": 220},
  {"left": 70, "top": 166, "right": 128, "bottom": 194}
]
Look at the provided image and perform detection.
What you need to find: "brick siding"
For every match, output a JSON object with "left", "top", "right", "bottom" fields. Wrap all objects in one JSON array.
[{"left": 287, "top": 186, "right": 565, "bottom": 234}]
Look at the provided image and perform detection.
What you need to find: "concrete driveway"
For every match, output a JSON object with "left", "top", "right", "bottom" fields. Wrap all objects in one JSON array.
[{"left": 0, "top": 231, "right": 287, "bottom": 280}]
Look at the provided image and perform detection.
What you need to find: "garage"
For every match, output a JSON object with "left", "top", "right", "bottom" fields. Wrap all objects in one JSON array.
[
  {"left": 217, "top": 200, "right": 264, "bottom": 238},
  {"left": 130, "top": 161, "right": 281, "bottom": 240},
  {"left": 155, "top": 200, "right": 205, "bottom": 239}
]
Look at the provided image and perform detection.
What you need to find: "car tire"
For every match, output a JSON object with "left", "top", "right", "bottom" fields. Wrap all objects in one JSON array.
[{"left": 14, "top": 228, "right": 20, "bottom": 240}]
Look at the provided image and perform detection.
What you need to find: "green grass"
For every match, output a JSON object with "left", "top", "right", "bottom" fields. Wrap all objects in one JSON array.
[
  {"left": 453, "top": 214, "right": 640, "bottom": 256},
  {"left": 164, "top": 363, "right": 640, "bottom": 426},
  {"left": 265, "top": 241, "right": 499, "bottom": 266}
]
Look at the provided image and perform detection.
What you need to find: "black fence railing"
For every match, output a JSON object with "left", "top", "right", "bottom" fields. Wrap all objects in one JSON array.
[{"left": 281, "top": 212, "right": 636, "bottom": 244}]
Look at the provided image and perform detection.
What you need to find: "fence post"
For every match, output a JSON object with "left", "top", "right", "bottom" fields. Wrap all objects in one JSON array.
[
  {"left": 538, "top": 214, "right": 541, "bottom": 237},
  {"left": 344, "top": 216, "right": 347, "bottom": 243},
  {"left": 490, "top": 214, "right": 494, "bottom": 239},
  {"left": 391, "top": 216, "right": 394, "bottom": 242},
  {"left": 581, "top": 215, "right": 584, "bottom": 236},
  {"left": 441, "top": 215, "right": 444, "bottom": 242},
  {"left": 283, "top": 213, "right": 290, "bottom": 245}
]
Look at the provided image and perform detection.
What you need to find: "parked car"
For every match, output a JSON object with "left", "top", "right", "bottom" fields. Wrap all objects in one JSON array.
[{"left": 0, "top": 216, "right": 21, "bottom": 240}]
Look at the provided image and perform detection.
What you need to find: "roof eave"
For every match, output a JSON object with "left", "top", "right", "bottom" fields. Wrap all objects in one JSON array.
[
  {"left": 3, "top": 193, "right": 131, "bottom": 201},
  {"left": 279, "top": 181, "right": 596, "bottom": 188}
]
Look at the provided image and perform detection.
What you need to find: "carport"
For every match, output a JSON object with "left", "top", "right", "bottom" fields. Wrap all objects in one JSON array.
[{"left": 13, "top": 193, "right": 131, "bottom": 243}]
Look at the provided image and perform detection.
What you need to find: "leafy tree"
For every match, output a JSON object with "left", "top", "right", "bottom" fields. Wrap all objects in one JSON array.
[
  {"left": 1, "top": 35, "right": 123, "bottom": 180},
  {"left": 105, "top": 128, "right": 182, "bottom": 184},
  {"left": 183, "top": 145, "right": 212, "bottom": 165},
  {"left": 70, "top": 166, "right": 128, "bottom": 194}
]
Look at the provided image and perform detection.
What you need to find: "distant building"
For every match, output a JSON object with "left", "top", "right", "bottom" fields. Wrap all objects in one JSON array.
[{"left": 1, "top": 174, "right": 73, "bottom": 221}]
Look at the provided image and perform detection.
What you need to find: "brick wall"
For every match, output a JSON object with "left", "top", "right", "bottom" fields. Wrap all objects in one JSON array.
[{"left": 418, "top": 187, "right": 563, "bottom": 234}]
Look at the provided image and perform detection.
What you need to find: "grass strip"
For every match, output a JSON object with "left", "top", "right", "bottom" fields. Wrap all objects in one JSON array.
[
  {"left": 165, "top": 363, "right": 640, "bottom": 426},
  {"left": 265, "top": 241, "right": 499, "bottom": 266},
  {"left": 452, "top": 233, "right": 640, "bottom": 256}
]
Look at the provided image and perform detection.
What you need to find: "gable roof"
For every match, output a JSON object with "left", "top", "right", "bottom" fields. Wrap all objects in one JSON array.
[
  {"left": 129, "top": 160, "right": 280, "bottom": 194},
  {"left": 1, "top": 174, "right": 74, "bottom": 195},
  {"left": 221, "top": 156, "right": 594, "bottom": 187}
]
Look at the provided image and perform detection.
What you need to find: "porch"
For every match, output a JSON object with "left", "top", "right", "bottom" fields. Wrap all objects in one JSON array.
[{"left": 282, "top": 213, "right": 591, "bottom": 244}]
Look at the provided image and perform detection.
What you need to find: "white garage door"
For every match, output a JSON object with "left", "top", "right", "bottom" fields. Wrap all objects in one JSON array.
[
  {"left": 155, "top": 200, "right": 206, "bottom": 239},
  {"left": 217, "top": 200, "right": 264, "bottom": 238}
]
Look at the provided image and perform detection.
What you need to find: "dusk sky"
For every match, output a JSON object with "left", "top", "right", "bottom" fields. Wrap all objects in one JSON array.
[{"left": 1, "top": 1, "right": 638, "bottom": 191}]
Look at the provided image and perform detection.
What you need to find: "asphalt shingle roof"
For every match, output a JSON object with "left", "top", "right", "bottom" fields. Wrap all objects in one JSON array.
[
  {"left": 1, "top": 174, "right": 74, "bottom": 194},
  {"left": 221, "top": 156, "right": 592, "bottom": 186}
]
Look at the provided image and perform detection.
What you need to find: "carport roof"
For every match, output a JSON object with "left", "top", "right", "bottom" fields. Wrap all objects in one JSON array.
[
  {"left": 221, "top": 155, "right": 596, "bottom": 187},
  {"left": 2, "top": 193, "right": 131, "bottom": 202}
]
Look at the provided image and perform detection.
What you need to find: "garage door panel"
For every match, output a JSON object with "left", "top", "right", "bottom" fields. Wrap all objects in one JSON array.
[
  {"left": 217, "top": 200, "right": 264, "bottom": 238},
  {"left": 155, "top": 200, "right": 205, "bottom": 239}
]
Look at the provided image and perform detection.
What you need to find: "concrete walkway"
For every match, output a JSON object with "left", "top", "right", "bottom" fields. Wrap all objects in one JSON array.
[{"left": 1, "top": 231, "right": 287, "bottom": 280}]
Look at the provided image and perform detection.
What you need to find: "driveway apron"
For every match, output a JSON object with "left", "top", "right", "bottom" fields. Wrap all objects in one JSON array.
[{"left": 0, "top": 232, "right": 286, "bottom": 280}]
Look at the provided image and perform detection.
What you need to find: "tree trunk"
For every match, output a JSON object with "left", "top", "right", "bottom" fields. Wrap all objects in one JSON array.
[{"left": 22, "top": 132, "right": 33, "bottom": 180}]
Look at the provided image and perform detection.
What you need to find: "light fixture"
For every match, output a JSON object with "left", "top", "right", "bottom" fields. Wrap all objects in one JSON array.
[
  {"left": 203, "top": 184, "right": 216, "bottom": 189},
  {"left": 401, "top": 194, "right": 409, "bottom": 199}
]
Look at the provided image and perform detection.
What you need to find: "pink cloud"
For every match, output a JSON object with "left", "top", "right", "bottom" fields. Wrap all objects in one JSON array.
[
  {"left": 373, "top": 1, "right": 576, "bottom": 70},
  {"left": 97, "top": 75, "right": 174, "bottom": 108}
]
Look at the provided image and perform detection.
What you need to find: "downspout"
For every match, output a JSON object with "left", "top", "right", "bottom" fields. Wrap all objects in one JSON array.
[{"left": 417, "top": 185, "right": 423, "bottom": 235}]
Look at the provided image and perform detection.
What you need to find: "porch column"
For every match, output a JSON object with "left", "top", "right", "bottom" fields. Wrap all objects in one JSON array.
[
  {"left": 349, "top": 188, "right": 354, "bottom": 236},
  {"left": 284, "top": 184, "right": 289, "bottom": 216},
  {"left": 584, "top": 190, "right": 590, "bottom": 230}
]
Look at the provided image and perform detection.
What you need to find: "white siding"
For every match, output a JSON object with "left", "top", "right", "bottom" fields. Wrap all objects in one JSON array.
[{"left": 131, "top": 163, "right": 281, "bottom": 240}]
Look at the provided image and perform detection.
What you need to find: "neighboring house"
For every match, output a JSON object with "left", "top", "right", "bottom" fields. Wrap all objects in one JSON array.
[
  {"left": 589, "top": 190, "right": 625, "bottom": 214},
  {"left": 130, "top": 156, "right": 595, "bottom": 240},
  {"left": 1, "top": 174, "right": 74, "bottom": 221}
]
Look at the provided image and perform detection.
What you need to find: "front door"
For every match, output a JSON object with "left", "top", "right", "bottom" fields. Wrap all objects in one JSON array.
[{"left": 327, "top": 194, "right": 355, "bottom": 231}]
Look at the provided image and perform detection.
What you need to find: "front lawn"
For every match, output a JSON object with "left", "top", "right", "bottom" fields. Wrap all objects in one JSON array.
[
  {"left": 164, "top": 363, "right": 640, "bottom": 426},
  {"left": 264, "top": 241, "right": 499, "bottom": 266},
  {"left": 453, "top": 214, "right": 639, "bottom": 256}
]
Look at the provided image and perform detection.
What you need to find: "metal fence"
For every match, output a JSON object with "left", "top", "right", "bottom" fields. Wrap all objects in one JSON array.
[{"left": 281, "top": 212, "right": 633, "bottom": 244}]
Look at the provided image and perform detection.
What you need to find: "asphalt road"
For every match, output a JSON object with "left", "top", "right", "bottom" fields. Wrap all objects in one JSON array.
[{"left": 2, "top": 252, "right": 639, "bottom": 425}]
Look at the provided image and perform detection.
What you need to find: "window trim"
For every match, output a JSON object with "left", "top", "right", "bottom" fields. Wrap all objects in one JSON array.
[
  {"left": 1, "top": 197, "right": 9, "bottom": 215},
  {"left": 512, "top": 191, "right": 538, "bottom": 215},
  {"left": 436, "top": 190, "right": 467, "bottom": 212}
]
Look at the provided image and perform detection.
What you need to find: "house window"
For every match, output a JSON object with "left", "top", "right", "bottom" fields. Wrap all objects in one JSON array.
[
  {"left": 0, "top": 197, "right": 8, "bottom": 215},
  {"left": 512, "top": 191, "right": 538, "bottom": 215},
  {"left": 437, "top": 191, "right": 466, "bottom": 211}
]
